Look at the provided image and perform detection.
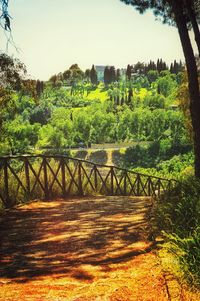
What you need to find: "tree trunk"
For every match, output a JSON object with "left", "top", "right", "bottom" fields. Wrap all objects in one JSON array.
[
  {"left": 186, "top": 0, "right": 200, "bottom": 56},
  {"left": 170, "top": 0, "right": 200, "bottom": 177}
]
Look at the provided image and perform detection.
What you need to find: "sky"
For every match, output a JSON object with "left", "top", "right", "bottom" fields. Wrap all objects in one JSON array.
[{"left": 0, "top": 0, "right": 193, "bottom": 80}]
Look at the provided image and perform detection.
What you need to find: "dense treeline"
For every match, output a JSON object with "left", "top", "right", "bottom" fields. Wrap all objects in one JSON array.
[
  {"left": 0, "top": 54, "right": 191, "bottom": 176},
  {"left": 0, "top": 56, "right": 189, "bottom": 157},
  {"left": 46, "top": 59, "right": 183, "bottom": 87}
]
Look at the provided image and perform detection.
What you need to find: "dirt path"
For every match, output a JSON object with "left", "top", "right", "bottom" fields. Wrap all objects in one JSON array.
[{"left": 0, "top": 196, "right": 183, "bottom": 300}]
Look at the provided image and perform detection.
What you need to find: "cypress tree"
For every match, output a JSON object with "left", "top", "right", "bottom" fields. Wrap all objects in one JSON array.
[
  {"left": 116, "top": 68, "right": 121, "bottom": 82},
  {"left": 90, "top": 65, "right": 98, "bottom": 85},
  {"left": 36, "top": 80, "right": 42, "bottom": 97},
  {"left": 110, "top": 66, "right": 116, "bottom": 83},
  {"left": 121, "top": 96, "right": 125, "bottom": 105},
  {"left": 104, "top": 66, "right": 109, "bottom": 85},
  {"left": 157, "top": 59, "right": 160, "bottom": 72},
  {"left": 85, "top": 69, "right": 91, "bottom": 81},
  {"left": 126, "top": 64, "right": 132, "bottom": 81},
  {"left": 170, "top": 63, "right": 174, "bottom": 74},
  {"left": 127, "top": 87, "right": 133, "bottom": 105}
]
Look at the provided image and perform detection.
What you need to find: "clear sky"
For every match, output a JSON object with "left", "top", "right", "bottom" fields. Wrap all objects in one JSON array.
[{"left": 0, "top": 0, "right": 190, "bottom": 80}]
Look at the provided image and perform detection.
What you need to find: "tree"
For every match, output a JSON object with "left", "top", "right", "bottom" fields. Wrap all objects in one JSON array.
[
  {"left": 69, "top": 64, "right": 84, "bottom": 80},
  {"left": 29, "top": 101, "right": 51, "bottom": 125},
  {"left": 49, "top": 74, "right": 58, "bottom": 88},
  {"left": 85, "top": 69, "right": 91, "bottom": 81},
  {"left": 184, "top": 0, "right": 200, "bottom": 55},
  {"left": 157, "top": 58, "right": 168, "bottom": 72},
  {"left": 133, "top": 61, "right": 145, "bottom": 74},
  {"left": 62, "top": 64, "right": 84, "bottom": 85},
  {"left": 126, "top": 64, "right": 132, "bottom": 80},
  {"left": 145, "top": 60, "right": 157, "bottom": 73},
  {"left": 156, "top": 72, "right": 177, "bottom": 97},
  {"left": 147, "top": 70, "right": 159, "bottom": 83},
  {"left": 0, "top": 0, "right": 11, "bottom": 32},
  {"left": 110, "top": 66, "right": 116, "bottom": 82},
  {"left": 170, "top": 60, "right": 184, "bottom": 74},
  {"left": 90, "top": 65, "right": 98, "bottom": 85},
  {"left": 178, "top": 71, "right": 193, "bottom": 141},
  {"left": 0, "top": 53, "right": 26, "bottom": 90},
  {"left": 120, "top": 0, "right": 200, "bottom": 177},
  {"left": 0, "top": 53, "right": 27, "bottom": 130},
  {"left": 104, "top": 66, "right": 109, "bottom": 85},
  {"left": 116, "top": 68, "right": 121, "bottom": 81},
  {"left": 104, "top": 66, "right": 116, "bottom": 85},
  {"left": 36, "top": 80, "right": 44, "bottom": 98},
  {"left": 63, "top": 69, "right": 72, "bottom": 81},
  {"left": 127, "top": 87, "right": 133, "bottom": 106}
]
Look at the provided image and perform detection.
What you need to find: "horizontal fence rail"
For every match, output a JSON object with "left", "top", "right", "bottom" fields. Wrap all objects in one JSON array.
[{"left": 0, "top": 155, "right": 177, "bottom": 208}]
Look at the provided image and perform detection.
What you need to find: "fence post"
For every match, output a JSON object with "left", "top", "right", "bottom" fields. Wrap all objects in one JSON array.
[
  {"left": 3, "top": 158, "right": 10, "bottom": 208},
  {"left": 124, "top": 172, "right": 127, "bottom": 196},
  {"left": 110, "top": 166, "right": 114, "bottom": 195},
  {"left": 24, "top": 158, "right": 30, "bottom": 196},
  {"left": 61, "top": 158, "right": 66, "bottom": 196},
  {"left": 43, "top": 157, "right": 49, "bottom": 199},
  {"left": 78, "top": 161, "right": 83, "bottom": 196},
  {"left": 147, "top": 177, "right": 151, "bottom": 196},
  {"left": 136, "top": 174, "right": 140, "bottom": 196},
  {"left": 168, "top": 180, "right": 173, "bottom": 193},
  {"left": 157, "top": 179, "right": 161, "bottom": 197},
  {"left": 94, "top": 165, "right": 98, "bottom": 192}
]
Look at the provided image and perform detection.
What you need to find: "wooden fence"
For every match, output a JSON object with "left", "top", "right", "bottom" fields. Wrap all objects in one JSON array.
[{"left": 0, "top": 155, "right": 176, "bottom": 208}]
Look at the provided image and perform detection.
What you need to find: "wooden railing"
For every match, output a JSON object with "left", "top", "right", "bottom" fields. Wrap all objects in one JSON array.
[{"left": 0, "top": 155, "right": 177, "bottom": 208}]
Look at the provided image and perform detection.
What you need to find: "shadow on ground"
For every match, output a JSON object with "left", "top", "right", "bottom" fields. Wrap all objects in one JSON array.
[{"left": 0, "top": 196, "right": 153, "bottom": 284}]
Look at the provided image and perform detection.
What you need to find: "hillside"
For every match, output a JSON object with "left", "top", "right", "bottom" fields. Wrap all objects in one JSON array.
[{"left": 0, "top": 59, "right": 193, "bottom": 179}]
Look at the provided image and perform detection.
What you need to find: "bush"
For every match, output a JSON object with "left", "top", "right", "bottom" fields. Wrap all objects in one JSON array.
[
  {"left": 112, "top": 149, "right": 124, "bottom": 167},
  {"left": 156, "top": 177, "right": 200, "bottom": 237},
  {"left": 165, "top": 231, "right": 200, "bottom": 287},
  {"left": 88, "top": 150, "right": 108, "bottom": 165},
  {"left": 72, "top": 150, "right": 88, "bottom": 160},
  {"left": 156, "top": 176, "right": 200, "bottom": 287}
]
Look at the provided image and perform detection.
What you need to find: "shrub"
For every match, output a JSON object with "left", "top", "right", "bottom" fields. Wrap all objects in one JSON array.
[
  {"left": 156, "top": 177, "right": 200, "bottom": 237},
  {"left": 72, "top": 150, "right": 88, "bottom": 160},
  {"left": 88, "top": 150, "right": 108, "bottom": 165},
  {"left": 156, "top": 176, "right": 200, "bottom": 287}
]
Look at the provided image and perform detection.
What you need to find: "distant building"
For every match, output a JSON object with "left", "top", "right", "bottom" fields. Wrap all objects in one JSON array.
[
  {"left": 95, "top": 66, "right": 126, "bottom": 82},
  {"left": 95, "top": 66, "right": 106, "bottom": 82},
  {"left": 119, "top": 68, "right": 126, "bottom": 80}
]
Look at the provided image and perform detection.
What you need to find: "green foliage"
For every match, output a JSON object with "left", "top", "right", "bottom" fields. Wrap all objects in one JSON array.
[
  {"left": 29, "top": 100, "right": 51, "bottom": 125},
  {"left": 0, "top": 53, "right": 26, "bottom": 91},
  {"left": 156, "top": 177, "right": 200, "bottom": 287},
  {"left": 156, "top": 72, "right": 178, "bottom": 97},
  {"left": 0, "top": 58, "right": 191, "bottom": 176},
  {"left": 115, "top": 142, "right": 193, "bottom": 178},
  {"left": 160, "top": 178, "right": 200, "bottom": 235},
  {"left": 147, "top": 70, "right": 159, "bottom": 83},
  {"left": 2, "top": 116, "right": 40, "bottom": 154},
  {"left": 144, "top": 93, "right": 165, "bottom": 109},
  {"left": 62, "top": 64, "right": 84, "bottom": 85}
]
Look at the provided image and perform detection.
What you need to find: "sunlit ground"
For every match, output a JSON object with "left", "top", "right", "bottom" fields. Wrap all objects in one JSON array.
[{"left": 0, "top": 196, "right": 197, "bottom": 300}]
